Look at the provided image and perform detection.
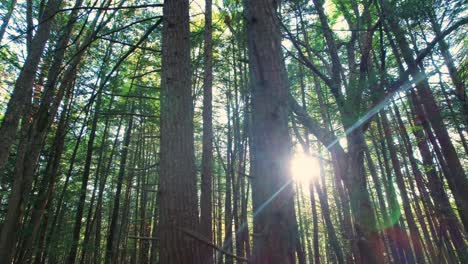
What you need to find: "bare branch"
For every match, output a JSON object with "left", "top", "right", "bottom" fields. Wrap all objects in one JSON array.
[
  {"left": 179, "top": 228, "right": 249, "bottom": 263},
  {"left": 59, "top": 4, "right": 163, "bottom": 12}
]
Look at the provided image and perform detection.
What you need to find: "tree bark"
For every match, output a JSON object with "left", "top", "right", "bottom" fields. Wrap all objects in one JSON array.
[
  {"left": 200, "top": 0, "right": 214, "bottom": 262},
  {"left": 157, "top": 0, "right": 200, "bottom": 262},
  {"left": 245, "top": 0, "right": 298, "bottom": 262}
]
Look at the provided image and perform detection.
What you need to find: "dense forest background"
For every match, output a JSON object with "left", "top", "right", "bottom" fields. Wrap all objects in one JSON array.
[{"left": 0, "top": 0, "right": 466, "bottom": 263}]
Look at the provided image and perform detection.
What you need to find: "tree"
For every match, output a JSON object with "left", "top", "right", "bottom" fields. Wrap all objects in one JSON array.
[
  {"left": 200, "top": 0, "right": 214, "bottom": 263},
  {"left": 157, "top": 0, "right": 200, "bottom": 262},
  {"left": 245, "top": 0, "right": 299, "bottom": 262}
]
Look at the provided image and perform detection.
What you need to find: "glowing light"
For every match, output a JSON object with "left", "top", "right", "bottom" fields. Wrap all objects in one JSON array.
[{"left": 290, "top": 152, "right": 320, "bottom": 185}]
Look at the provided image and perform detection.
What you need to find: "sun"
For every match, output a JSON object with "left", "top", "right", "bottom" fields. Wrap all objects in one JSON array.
[{"left": 290, "top": 152, "right": 321, "bottom": 185}]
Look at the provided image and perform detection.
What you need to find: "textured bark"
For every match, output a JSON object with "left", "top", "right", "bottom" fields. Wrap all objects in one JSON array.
[
  {"left": 245, "top": 0, "right": 298, "bottom": 262},
  {"left": 200, "top": 0, "right": 214, "bottom": 262},
  {"left": 12, "top": 2, "right": 86, "bottom": 259},
  {"left": 157, "top": 0, "right": 200, "bottom": 262}
]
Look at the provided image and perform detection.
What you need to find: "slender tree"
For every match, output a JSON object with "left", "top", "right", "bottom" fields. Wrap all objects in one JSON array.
[{"left": 200, "top": 0, "right": 214, "bottom": 262}]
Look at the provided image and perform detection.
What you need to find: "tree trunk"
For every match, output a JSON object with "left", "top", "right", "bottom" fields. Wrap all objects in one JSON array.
[
  {"left": 16, "top": 81, "right": 74, "bottom": 263},
  {"left": 67, "top": 91, "right": 103, "bottom": 264},
  {"left": 404, "top": 95, "right": 468, "bottom": 261},
  {"left": 157, "top": 0, "right": 200, "bottom": 262},
  {"left": 380, "top": 112, "right": 426, "bottom": 263},
  {"left": 105, "top": 112, "right": 134, "bottom": 263},
  {"left": 346, "top": 129, "right": 385, "bottom": 264},
  {"left": 0, "top": 0, "right": 61, "bottom": 171},
  {"left": 382, "top": 0, "right": 468, "bottom": 232},
  {"left": 222, "top": 91, "right": 233, "bottom": 264},
  {"left": 245, "top": 0, "right": 298, "bottom": 262},
  {"left": 200, "top": 0, "right": 214, "bottom": 262}
]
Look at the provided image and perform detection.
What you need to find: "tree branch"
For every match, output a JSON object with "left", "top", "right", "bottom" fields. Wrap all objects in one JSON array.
[
  {"left": 179, "top": 228, "right": 249, "bottom": 263},
  {"left": 289, "top": 96, "right": 346, "bottom": 157},
  {"left": 59, "top": 4, "right": 163, "bottom": 12}
]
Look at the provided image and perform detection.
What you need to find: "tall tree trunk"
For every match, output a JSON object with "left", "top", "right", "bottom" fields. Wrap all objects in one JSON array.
[
  {"left": 105, "top": 112, "right": 134, "bottom": 263},
  {"left": 375, "top": 116, "right": 413, "bottom": 264},
  {"left": 67, "top": 91, "right": 103, "bottom": 264},
  {"left": 158, "top": 0, "right": 200, "bottom": 262},
  {"left": 222, "top": 91, "right": 233, "bottom": 264},
  {"left": 380, "top": 111, "right": 426, "bottom": 263},
  {"left": 43, "top": 108, "right": 90, "bottom": 263},
  {"left": 138, "top": 147, "right": 150, "bottom": 264},
  {"left": 16, "top": 81, "right": 74, "bottom": 263},
  {"left": 403, "top": 96, "right": 468, "bottom": 261},
  {"left": 382, "top": 0, "right": 468, "bottom": 232},
  {"left": 79, "top": 96, "right": 115, "bottom": 264},
  {"left": 392, "top": 105, "right": 438, "bottom": 259},
  {"left": 200, "top": 0, "right": 214, "bottom": 261},
  {"left": 0, "top": 0, "right": 61, "bottom": 171},
  {"left": 245, "top": 0, "right": 298, "bottom": 262},
  {"left": 346, "top": 129, "right": 385, "bottom": 264}
]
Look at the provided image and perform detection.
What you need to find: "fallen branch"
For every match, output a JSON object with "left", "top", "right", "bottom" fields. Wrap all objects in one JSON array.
[
  {"left": 60, "top": 4, "right": 163, "bottom": 12},
  {"left": 179, "top": 228, "right": 249, "bottom": 263},
  {"left": 128, "top": 236, "right": 159, "bottom": 240}
]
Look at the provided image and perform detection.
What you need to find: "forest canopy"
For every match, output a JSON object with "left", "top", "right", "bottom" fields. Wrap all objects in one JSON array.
[{"left": 0, "top": 0, "right": 466, "bottom": 263}]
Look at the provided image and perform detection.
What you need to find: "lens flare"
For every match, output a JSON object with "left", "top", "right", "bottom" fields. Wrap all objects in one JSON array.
[{"left": 290, "top": 152, "right": 320, "bottom": 185}]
